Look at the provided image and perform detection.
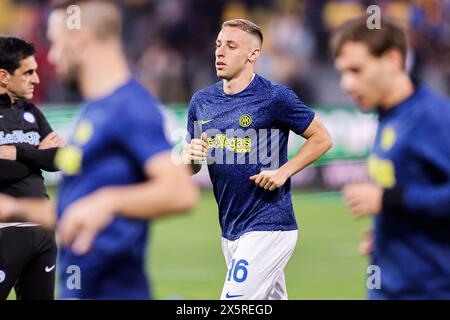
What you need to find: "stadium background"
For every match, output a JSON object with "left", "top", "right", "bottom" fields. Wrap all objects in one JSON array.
[{"left": 2, "top": 0, "right": 449, "bottom": 299}]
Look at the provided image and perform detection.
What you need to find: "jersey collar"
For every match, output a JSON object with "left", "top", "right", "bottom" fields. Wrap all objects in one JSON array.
[{"left": 0, "top": 93, "right": 12, "bottom": 108}]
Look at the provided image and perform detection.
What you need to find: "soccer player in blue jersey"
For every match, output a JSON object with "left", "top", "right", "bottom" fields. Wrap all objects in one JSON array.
[
  {"left": 183, "top": 19, "right": 332, "bottom": 300},
  {"left": 333, "top": 16, "right": 450, "bottom": 299},
  {"left": 0, "top": 0, "right": 198, "bottom": 299}
]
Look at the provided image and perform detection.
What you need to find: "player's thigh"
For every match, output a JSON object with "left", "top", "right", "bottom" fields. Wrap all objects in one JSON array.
[
  {"left": 15, "top": 227, "right": 56, "bottom": 300},
  {"left": 269, "top": 272, "right": 288, "bottom": 300},
  {"left": 0, "top": 227, "right": 33, "bottom": 299},
  {"left": 220, "top": 230, "right": 297, "bottom": 300}
]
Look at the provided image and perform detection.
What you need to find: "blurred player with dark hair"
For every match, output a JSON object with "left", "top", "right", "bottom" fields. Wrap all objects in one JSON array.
[
  {"left": 332, "top": 16, "right": 450, "bottom": 299},
  {"left": 0, "top": 0, "right": 198, "bottom": 299},
  {"left": 0, "top": 36, "right": 65, "bottom": 300},
  {"left": 184, "top": 19, "right": 332, "bottom": 300}
]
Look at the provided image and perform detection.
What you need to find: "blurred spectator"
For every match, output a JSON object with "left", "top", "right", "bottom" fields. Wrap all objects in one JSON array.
[
  {"left": 0, "top": 0, "right": 448, "bottom": 105},
  {"left": 138, "top": 40, "right": 188, "bottom": 103},
  {"left": 258, "top": 1, "right": 316, "bottom": 103}
]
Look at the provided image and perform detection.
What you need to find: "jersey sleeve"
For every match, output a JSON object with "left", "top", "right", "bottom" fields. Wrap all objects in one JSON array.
[
  {"left": 401, "top": 114, "right": 450, "bottom": 217},
  {"left": 14, "top": 105, "right": 59, "bottom": 171},
  {"left": 384, "top": 109, "right": 450, "bottom": 218},
  {"left": 186, "top": 93, "right": 201, "bottom": 143},
  {"left": 112, "top": 102, "right": 172, "bottom": 167},
  {"left": 0, "top": 159, "right": 32, "bottom": 182},
  {"left": 15, "top": 145, "right": 59, "bottom": 172},
  {"left": 274, "top": 86, "right": 315, "bottom": 135},
  {"left": 33, "top": 105, "right": 54, "bottom": 139}
]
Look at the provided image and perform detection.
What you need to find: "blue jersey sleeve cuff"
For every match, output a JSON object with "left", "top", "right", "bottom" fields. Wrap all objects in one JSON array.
[{"left": 382, "top": 187, "right": 404, "bottom": 212}]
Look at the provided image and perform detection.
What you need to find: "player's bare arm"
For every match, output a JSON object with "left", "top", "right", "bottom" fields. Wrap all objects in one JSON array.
[
  {"left": 58, "top": 151, "right": 198, "bottom": 255},
  {"left": 38, "top": 132, "right": 66, "bottom": 150},
  {"left": 358, "top": 229, "right": 373, "bottom": 256},
  {"left": 342, "top": 182, "right": 383, "bottom": 217},
  {"left": 250, "top": 115, "right": 333, "bottom": 191},
  {"left": 0, "top": 145, "right": 17, "bottom": 160},
  {"left": 0, "top": 194, "right": 56, "bottom": 228}
]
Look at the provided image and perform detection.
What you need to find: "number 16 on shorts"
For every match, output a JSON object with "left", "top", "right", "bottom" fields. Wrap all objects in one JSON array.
[{"left": 227, "top": 259, "right": 249, "bottom": 283}]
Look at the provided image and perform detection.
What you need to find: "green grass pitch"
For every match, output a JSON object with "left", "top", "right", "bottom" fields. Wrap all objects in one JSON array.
[
  {"left": 7, "top": 189, "right": 370, "bottom": 300},
  {"left": 150, "top": 190, "right": 370, "bottom": 300}
]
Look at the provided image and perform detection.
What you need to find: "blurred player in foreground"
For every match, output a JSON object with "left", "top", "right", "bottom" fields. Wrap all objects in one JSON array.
[
  {"left": 184, "top": 19, "right": 332, "bottom": 299},
  {"left": 0, "top": 0, "right": 198, "bottom": 299},
  {"left": 333, "top": 16, "right": 450, "bottom": 299}
]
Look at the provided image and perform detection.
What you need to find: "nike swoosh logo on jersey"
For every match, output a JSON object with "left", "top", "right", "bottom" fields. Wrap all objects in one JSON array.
[
  {"left": 225, "top": 292, "right": 243, "bottom": 299},
  {"left": 201, "top": 119, "right": 213, "bottom": 125},
  {"left": 45, "top": 265, "right": 55, "bottom": 272}
]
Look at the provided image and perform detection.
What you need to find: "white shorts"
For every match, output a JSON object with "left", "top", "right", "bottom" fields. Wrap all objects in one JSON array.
[{"left": 220, "top": 230, "right": 298, "bottom": 300}]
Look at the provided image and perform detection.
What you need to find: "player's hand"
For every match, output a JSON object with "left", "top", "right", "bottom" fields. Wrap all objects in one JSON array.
[
  {"left": 342, "top": 182, "right": 382, "bottom": 217},
  {"left": 358, "top": 229, "right": 373, "bottom": 256},
  {"left": 0, "top": 145, "right": 17, "bottom": 160},
  {"left": 39, "top": 132, "right": 66, "bottom": 150},
  {"left": 183, "top": 132, "right": 208, "bottom": 164},
  {"left": 0, "top": 194, "right": 21, "bottom": 221},
  {"left": 250, "top": 169, "right": 290, "bottom": 191},
  {"left": 58, "top": 190, "right": 116, "bottom": 255}
]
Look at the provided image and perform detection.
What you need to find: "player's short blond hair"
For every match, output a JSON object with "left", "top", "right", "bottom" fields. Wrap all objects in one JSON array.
[{"left": 222, "top": 19, "right": 263, "bottom": 46}]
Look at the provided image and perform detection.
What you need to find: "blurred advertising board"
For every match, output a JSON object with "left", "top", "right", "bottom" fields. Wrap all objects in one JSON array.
[{"left": 41, "top": 105, "right": 376, "bottom": 189}]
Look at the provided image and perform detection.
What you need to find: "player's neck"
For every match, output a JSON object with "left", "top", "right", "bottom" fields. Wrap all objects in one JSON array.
[
  {"left": 0, "top": 88, "right": 7, "bottom": 99},
  {"left": 0, "top": 86, "right": 15, "bottom": 104},
  {"left": 222, "top": 69, "right": 255, "bottom": 95},
  {"left": 380, "top": 73, "right": 414, "bottom": 111},
  {"left": 79, "top": 43, "right": 131, "bottom": 100},
  {"left": 1, "top": 90, "right": 17, "bottom": 105}
]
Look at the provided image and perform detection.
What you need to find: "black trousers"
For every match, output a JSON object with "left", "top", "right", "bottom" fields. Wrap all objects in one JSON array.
[{"left": 0, "top": 226, "right": 56, "bottom": 300}]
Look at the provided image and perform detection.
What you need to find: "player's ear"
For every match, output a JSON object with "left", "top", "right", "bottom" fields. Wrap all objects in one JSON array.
[
  {"left": 0, "top": 69, "right": 10, "bottom": 87},
  {"left": 248, "top": 47, "right": 260, "bottom": 63},
  {"left": 383, "top": 48, "right": 404, "bottom": 71}
]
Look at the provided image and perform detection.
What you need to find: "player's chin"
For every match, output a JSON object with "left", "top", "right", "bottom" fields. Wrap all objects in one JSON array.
[
  {"left": 22, "top": 92, "right": 34, "bottom": 100},
  {"left": 216, "top": 70, "right": 228, "bottom": 80},
  {"left": 358, "top": 105, "right": 376, "bottom": 114},
  {"left": 354, "top": 100, "right": 375, "bottom": 113}
]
